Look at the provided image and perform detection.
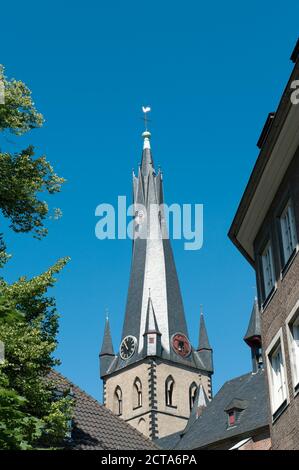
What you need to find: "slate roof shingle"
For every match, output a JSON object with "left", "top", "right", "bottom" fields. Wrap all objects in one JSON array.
[{"left": 48, "top": 370, "right": 158, "bottom": 450}]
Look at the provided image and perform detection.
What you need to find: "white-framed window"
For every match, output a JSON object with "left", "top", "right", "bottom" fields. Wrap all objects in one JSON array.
[
  {"left": 280, "top": 200, "right": 297, "bottom": 265},
  {"left": 286, "top": 303, "right": 299, "bottom": 391},
  {"left": 267, "top": 334, "right": 288, "bottom": 416},
  {"left": 261, "top": 241, "right": 275, "bottom": 299}
]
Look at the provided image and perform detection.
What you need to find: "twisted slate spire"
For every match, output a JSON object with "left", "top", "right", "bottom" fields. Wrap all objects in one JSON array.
[{"left": 121, "top": 130, "right": 188, "bottom": 356}]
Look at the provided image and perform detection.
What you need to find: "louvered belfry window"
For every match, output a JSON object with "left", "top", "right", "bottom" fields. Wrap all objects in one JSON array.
[
  {"left": 133, "top": 378, "right": 142, "bottom": 409},
  {"left": 165, "top": 376, "right": 175, "bottom": 407}
]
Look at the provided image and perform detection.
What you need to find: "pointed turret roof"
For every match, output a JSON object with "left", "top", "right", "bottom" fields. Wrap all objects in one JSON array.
[
  {"left": 144, "top": 293, "right": 161, "bottom": 336},
  {"left": 198, "top": 312, "right": 212, "bottom": 351},
  {"left": 183, "top": 385, "right": 209, "bottom": 434},
  {"left": 100, "top": 316, "right": 114, "bottom": 356},
  {"left": 244, "top": 298, "right": 261, "bottom": 346},
  {"left": 192, "top": 385, "right": 209, "bottom": 414}
]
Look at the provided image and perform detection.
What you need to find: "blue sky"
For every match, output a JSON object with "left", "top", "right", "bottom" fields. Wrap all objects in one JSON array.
[{"left": 1, "top": 1, "right": 298, "bottom": 400}]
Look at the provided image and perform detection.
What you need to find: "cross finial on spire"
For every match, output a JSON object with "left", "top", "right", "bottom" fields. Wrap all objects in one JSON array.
[
  {"left": 141, "top": 106, "right": 151, "bottom": 150},
  {"left": 105, "top": 307, "right": 109, "bottom": 320},
  {"left": 200, "top": 304, "right": 203, "bottom": 316},
  {"left": 142, "top": 106, "right": 151, "bottom": 131}
]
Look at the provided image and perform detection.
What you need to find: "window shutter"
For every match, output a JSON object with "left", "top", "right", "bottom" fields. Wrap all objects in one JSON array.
[
  {"left": 280, "top": 213, "right": 290, "bottom": 262},
  {"left": 280, "top": 351, "right": 287, "bottom": 402},
  {"left": 280, "top": 201, "right": 298, "bottom": 264},
  {"left": 292, "top": 322, "right": 299, "bottom": 384},
  {"left": 270, "top": 345, "right": 287, "bottom": 412},
  {"left": 272, "top": 352, "right": 280, "bottom": 410},
  {"left": 262, "top": 242, "right": 274, "bottom": 298},
  {"left": 289, "top": 204, "right": 297, "bottom": 250}
]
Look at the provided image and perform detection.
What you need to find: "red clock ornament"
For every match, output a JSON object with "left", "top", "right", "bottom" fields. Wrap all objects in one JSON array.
[{"left": 171, "top": 333, "right": 191, "bottom": 358}]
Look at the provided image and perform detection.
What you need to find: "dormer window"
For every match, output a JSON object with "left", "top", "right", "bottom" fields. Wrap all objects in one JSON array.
[
  {"left": 225, "top": 399, "right": 247, "bottom": 428},
  {"left": 226, "top": 408, "right": 242, "bottom": 427}
]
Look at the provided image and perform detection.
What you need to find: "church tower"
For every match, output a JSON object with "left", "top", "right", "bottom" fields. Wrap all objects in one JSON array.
[{"left": 100, "top": 126, "right": 213, "bottom": 440}]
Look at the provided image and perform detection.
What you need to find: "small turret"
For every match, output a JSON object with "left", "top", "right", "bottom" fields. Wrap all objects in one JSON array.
[
  {"left": 196, "top": 309, "right": 213, "bottom": 373},
  {"left": 182, "top": 385, "right": 209, "bottom": 434},
  {"left": 99, "top": 315, "right": 115, "bottom": 377},
  {"left": 244, "top": 298, "right": 263, "bottom": 373},
  {"left": 143, "top": 291, "right": 162, "bottom": 357}
]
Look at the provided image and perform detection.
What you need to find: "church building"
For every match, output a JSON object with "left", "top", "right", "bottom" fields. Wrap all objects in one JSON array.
[{"left": 99, "top": 128, "right": 213, "bottom": 440}]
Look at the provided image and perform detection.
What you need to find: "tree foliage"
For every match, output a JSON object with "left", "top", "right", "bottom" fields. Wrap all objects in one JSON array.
[
  {"left": 0, "top": 64, "right": 43, "bottom": 134},
  {"left": 0, "top": 265, "right": 72, "bottom": 450},
  {"left": 0, "top": 66, "right": 72, "bottom": 449},
  {"left": 0, "top": 65, "right": 65, "bottom": 262},
  {"left": 0, "top": 146, "right": 64, "bottom": 240}
]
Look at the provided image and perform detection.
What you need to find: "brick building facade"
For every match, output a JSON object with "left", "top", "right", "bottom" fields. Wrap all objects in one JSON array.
[{"left": 229, "top": 38, "right": 299, "bottom": 450}]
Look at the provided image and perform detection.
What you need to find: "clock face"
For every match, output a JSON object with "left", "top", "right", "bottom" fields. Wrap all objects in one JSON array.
[
  {"left": 171, "top": 333, "right": 191, "bottom": 358},
  {"left": 120, "top": 335, "right": 137, "bottom": 360}
]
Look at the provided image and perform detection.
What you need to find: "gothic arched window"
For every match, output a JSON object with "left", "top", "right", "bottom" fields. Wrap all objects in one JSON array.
[
  {"left": 113, "top": 386, "right": 123, "bottom": 416},
  {"left": 165, "top": 375, "right": 175, "bottom": 407},
  {"left": 133, "top": 377, "right": 142, "bottom": 409},
  {"left": 189, "top": 382, "right": 198, "bottom": 411}
]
